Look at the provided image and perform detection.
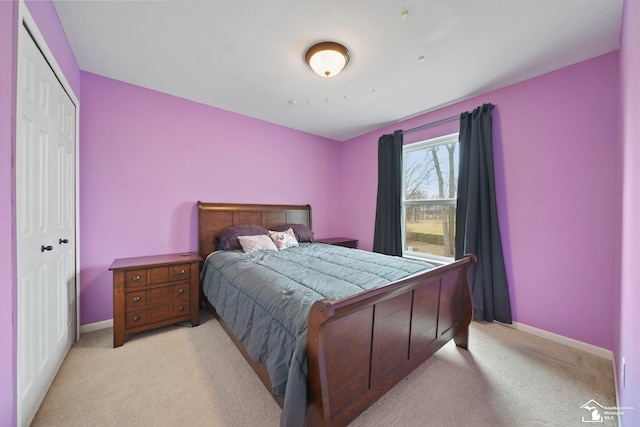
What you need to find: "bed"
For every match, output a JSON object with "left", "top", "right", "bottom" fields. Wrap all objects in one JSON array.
[{"left": 197, "top": 202, "right": 476, "bottom": 426}]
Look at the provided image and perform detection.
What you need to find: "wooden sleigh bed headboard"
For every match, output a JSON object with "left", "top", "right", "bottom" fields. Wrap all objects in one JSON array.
[
  {"left": 197, "top": 201, "right": 312, "bottom": 260},
  {"left": 196, "top": 201, "right": 476, "bottom": 426}
]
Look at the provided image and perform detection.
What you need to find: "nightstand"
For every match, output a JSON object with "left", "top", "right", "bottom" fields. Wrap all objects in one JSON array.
[
  {"left": 109, "top": 252, "right": 202, "bottom": 347},
  {"left": 316, "top": 237, "right": 359, "bottom": 249}
]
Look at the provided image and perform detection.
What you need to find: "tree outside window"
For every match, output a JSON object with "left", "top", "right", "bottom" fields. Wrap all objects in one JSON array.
[{"left": 403, "top": 133, "right": 459, "bottom": 261}]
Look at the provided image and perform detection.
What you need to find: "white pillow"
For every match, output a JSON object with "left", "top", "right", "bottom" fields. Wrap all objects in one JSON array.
[
  {"left": 238, "top": 234, "right": 278, "bottom": 253},
  {"left": 269, "top": 228, "right": 299, "bottom": 250}
]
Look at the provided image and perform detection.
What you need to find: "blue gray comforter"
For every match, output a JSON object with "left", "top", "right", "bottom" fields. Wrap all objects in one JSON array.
[{"left": 200, "top": 242, "right": 434, "bottom": 426}]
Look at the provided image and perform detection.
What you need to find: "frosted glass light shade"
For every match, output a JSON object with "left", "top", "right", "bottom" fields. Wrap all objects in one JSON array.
[{"left": 305, "top": 42, "right": 350, "bottom": 77}]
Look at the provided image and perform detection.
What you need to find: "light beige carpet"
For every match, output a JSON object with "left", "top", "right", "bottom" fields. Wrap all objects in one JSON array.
[{"left": 32, "top": 310, "right": 617, "bottom": 426}]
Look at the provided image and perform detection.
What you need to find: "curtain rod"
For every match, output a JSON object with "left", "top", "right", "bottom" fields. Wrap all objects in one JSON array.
[{"left": 402, "top": 114, "right": 459, "bottom": 135}]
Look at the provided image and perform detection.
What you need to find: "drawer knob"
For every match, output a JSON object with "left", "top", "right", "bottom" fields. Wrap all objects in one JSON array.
[
  {"left": 133, "top": 315, "right": 140, "bottom": 321},
  {"left": 178, "top": 269, "right": 185, "bottom": 275},
  {"left": 133, "top": 296, "right": 140, "bottom": 302},
  {"left": 178, "top": 306, "right": 184, "bottom": 311},
  {"left": 178, "top": 288, "right": 185, "bottom": 294},
  {"left": 132, "top": 275, "right": 141, "bottom": 281}
]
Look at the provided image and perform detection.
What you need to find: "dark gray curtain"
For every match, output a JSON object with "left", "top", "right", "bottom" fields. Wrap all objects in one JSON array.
[
  {"left": 455, "top": 104, "right": 512, "bottom": 323},
  {"left": 373, "top": 130, "right": 403, "bottom": 256}
]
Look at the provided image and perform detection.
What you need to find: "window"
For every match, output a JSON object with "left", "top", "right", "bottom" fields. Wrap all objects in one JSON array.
[{"left": 402, "top": 133, "right": 459, "bottom": 262}]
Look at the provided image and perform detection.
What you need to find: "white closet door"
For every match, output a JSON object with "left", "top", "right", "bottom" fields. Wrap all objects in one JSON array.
[
  {"left": 55, "top": 57, "right": 77, "bottom": 345},
  {"left": 16, "top": 23, "right": 77, "bottom": 427}
]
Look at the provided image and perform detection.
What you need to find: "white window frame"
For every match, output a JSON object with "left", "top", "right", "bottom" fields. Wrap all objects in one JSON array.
[{"left": 402, "top": 132, "right": 459, "bottom": 264}]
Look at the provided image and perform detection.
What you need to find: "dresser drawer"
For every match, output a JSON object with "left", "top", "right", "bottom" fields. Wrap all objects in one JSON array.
[
  {"left": 125, "top": 284, "right": 190, "bottom": 309},
  {"left": 171, "top": 283, "right": 190, "bottom": 301},
  {"left": 170, "top": 264, "right": 191, "bottom": 280},
  {"left": 126, "top": 309, "right": 149, "bottom": 327},
  {"left": 125, "top": 290, "right": 148, "bottom": 309},
  {"left": 171, "top": 301, "right": 189, "bottom": 317},
  {"left": 125, "top": 265, "right": 183, "bottom": 288},
  {"left": 127, "top": 301, "right": 191, "bottom": 327},
  {"left": 147, "top": 302, "right": 190, "bottom": 323},
  {"left": 125, "top": 266, "right": 171, "bottom": 288},
  {"left": 125, "top": 269, "right": 148, "bottom": 287}
]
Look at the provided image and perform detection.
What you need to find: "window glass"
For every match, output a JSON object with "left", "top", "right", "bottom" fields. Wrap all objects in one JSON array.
[{"left": 403, "top": 133, "right": 459, "bottom": 261}]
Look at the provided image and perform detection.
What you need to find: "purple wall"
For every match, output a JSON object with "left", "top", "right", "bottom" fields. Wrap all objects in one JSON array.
[
  {"left": 79, "top": 72, "right": 341, "bottom": 325},
  {"left": 619, "top": 0, "right": 640, "bottom": 423},
  {"left": 339, "top": 52, "right": 621, "bottom": 351},
  {"left": 0, "top": 1, "right": 80, "bottom": 425}
]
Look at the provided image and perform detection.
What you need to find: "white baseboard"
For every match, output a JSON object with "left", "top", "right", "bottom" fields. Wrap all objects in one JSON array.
[
  {"left": 79, "top": 319, "right": 113, "bottom": 335},
  {"left": 502, "top": 321, "right": 614, "bottom": 361}
]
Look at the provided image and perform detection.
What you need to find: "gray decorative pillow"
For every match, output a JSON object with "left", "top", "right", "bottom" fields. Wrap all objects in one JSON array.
[
  {"left": 238, "top": 234, "right": 278, "bottom": 253},
  {"left": 269, "top": 228, "right": 299, "bottom": 250}
]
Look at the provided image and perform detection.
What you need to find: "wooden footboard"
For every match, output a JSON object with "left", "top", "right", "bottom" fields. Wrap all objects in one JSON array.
[{"left": 306, "top": 254, "right": 476, "bottom": 427}]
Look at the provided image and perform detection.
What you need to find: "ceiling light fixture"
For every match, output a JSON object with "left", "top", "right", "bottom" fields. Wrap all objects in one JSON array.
[
  {"left": 305, "top": 42, "right": 350, "bottom": 78},
  {"left": 400, "top": 7, "right": 409, "bottom": 21}
]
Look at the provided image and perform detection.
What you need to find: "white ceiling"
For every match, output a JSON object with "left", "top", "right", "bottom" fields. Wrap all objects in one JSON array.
[{"left": 53, "top": 0, "right": 623, "bottom": 141}]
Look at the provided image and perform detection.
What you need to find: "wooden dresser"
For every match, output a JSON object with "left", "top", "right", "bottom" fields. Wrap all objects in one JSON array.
[{"left": 109, "top": 252, "right": 201, "bottom": 347}]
